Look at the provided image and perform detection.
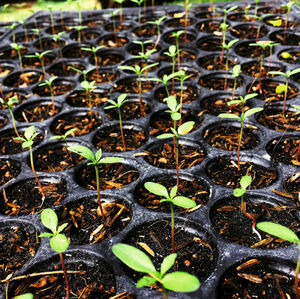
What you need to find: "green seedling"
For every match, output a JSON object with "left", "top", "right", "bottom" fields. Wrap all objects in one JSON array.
[
  {"left": 268, "top": 67, "right": 300, "bottom": 115},
  {"left": 133, "top": 40, "right": 153, "bottom": 57},
  {"left": 10, "top": 43, "right": 24, "bottom": 73},
  {"left": 39, "top": 76, "right": 58, "bottom": 115},
  {"left": 230, "top": 64, "right": 242, "bottom": 101},
  {"left": 256, "top": 222, "right": 300, "bottom": 299},
  {"left": 118, "top": 62, "right": 158, "bottom": 115},
  {"left": 6, "top": 23, "right": 17, "bottom": 43},
  {"left": 248, "top": 14, "right": 272, "bottom": 41},
  {"left": 67, "top": 145, "right": 123, "bottom": 219},
  {"left": 70, "top": 66, "right": 90, "bottom": 82},
  {"left": 133, "top": 48, "right": 157, "bottom": 78},
  {"left": 70, "top": 25, "right": 87, "bottom": 44},
  {"left": 179, "top": 0, "right": 192, "bottom": 43},
  {"left": 112, "top": 243, "right": 200, "bottom": 298},
  {"left": 104, "top": 93, "right": 128, "bottom": 151},
  {"left": 147, "top": 16, "right": 166, "bottom": 48},
  {"left": 12, "top": 293, "right": 34, "bottom": 299},
  {"left": 19, "top": 20, "right": 28, "bottom": 43},
  {"left": 51, "top": 31, "right": 66, "bottom": 59},
  {"left": 25, "top": 50, "right": 52, "bottom": 78},
  {"left": 114, "top": 0, "right": 126, "bottom": 24},
  {"left": 144, "top": 182, "right": 196, "bottom": 253},
  {"left": 0, "top": 96, "right": 20, "bottom": 137},
  {"left": 244, "top": 4, "right": 251, "bottom": 18},
  {"left": 171, "top": 30, "right": 184, "bottom": 69},
  {"left": 219, "top": 22, "right": 229, "bottom": 64},
  {"left": 15, "top": 126, "right": 45, "bottom": 199},
  {"left": 47, "top": 4, "right": 55, "bottom": 35},
  {"left": 219, "top": 93, "right": 261, "bottom": 171},
  {"left": 31, "top": 28, "right": 43, "bottom": 51},
  {"left": 81, "top": 45, "right": 105, "bottom": 77},
  {"left": 292, "top": 105, "right": 300, "bottom": 162},
  {"left": 80, "top": 80, "right": 96, "bottom": 127},
  {"left": 108, "top": 9, "right": 121, "bottom": 43},
  {"left": 131, "top": 0, "right": 144, "bottom": 25},
  {"left": 163, "top": 45, "right": 178, "bottom": 94},
  {"left": 253, "top": 0, "right": 260, "bottom": 20},
  {"left": 281, "top": 1, "right": 295, "bottom": 40},
  {"left": 39, "top": 208, "right": 70, "bottom": 299}
]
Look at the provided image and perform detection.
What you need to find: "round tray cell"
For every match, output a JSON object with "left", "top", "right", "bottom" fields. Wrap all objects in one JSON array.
[
  {"left": 0, "top": 221, "right": 39, "bottom": 281},
  {"left": 25, "top": 21, "right": 50, "bottom": 30},
  {"left": 284, "top": 173, "right": 300, "bottom": 202},
  {"left": 82, "top": 17, "right": 105, "bottom": 27},
  {"left": 267, "top": 136, "right": 300, "bottom": 166},
  {"left": 0, "top": 176, "right": 68, "bottom": 216},
  {"left": 69, "top": 28, "right": 101, "bottom": 41},
  {"left": 198, "top": 54, "right": 239, "bottom": 71},
  {"left": 149, "top": 108, "right": 203, "bottom": 137},
  {"left": 1, "top": 90, "right": 31, "bottom": 110},
  {"left": 227, "top": 12, "right": 256, "bottom": 22},
  {"left": 0, "top": 126, "right": 44, "bottom": 155},
  {"left": 23, "top": 52, "right": 57, "bottom": 69},
  {"left": 66, "top": 88, "right": 110, "bottom": 108},
  {"left": 48, "top": 61, "right": 85, "bottom": 77},
  {"left": 104, "top": 21, "right": 133, "bottom": 32},
  {"left": 33, "top": 37, "right": 66, "bottom": 51},
  {"left": 257, "top": 104, "right": 300, "bottom": 132},
  {"left": 112, "top": 76, "right": 157, "bottom": 94},
  {"left": 196, "top": 20, "right": 222, "bottom": 34},
  {"left": 122, "top": 219, "right": 218, "bottom": 285},
  {"left": 278, "top": 49, "right": 300, "bottom": 65},
  {"left": 144, "top": 139, "right": 206, "bottom": 169},
  {"left": 62, "top": 42, "right": 92, "bottom": 58},
  {"left": 11, "top": 31, "right": 39, "bottom": 43},
  {"left": 154, "top": 83, "right": 200, "bottom": 104},
  {"left": 55, "top": 195, "right": 131, "bottom": 245},
  {"left": 93, "top": 124, "right": 148, "bottom": 152},
  {"left": 197, "top": 36, "right": 230, "bottom": 52},
  {"left": 91, "top": 49, "right": 125, "bottom": 67},
  {"left": 158, "top": 64, "right": 200, "bottom": 81},
  {"left": 131, "top": 23, "right": 159, "bottom": 38},
  {"left": 15, "top": 100, "right": 61, "bottom": 123},
  {"left": 234, "top": 40, "right": 271, "bottom": 58},
  {"left": 0, "top": 46, "right": 29, "bottom": 60},
  {"left": 32, "top": 142, "right": 85, "bottom": 172},
  {"left": 126, "top": 40, "right": 160, "bottom": 55},
  {"left": 198, "top": 72, "right": 243, "bottom": 91},
  {"left": 84, "top": 68, "right": 120, "bottom": 84},
  {"left": 241, "top": 60, "right": 285, "bottom": 78},
  {"left": 206, "top": 156, "right": 278, "bottom": 189},
  {"left": 134, "top": 173, "right": 211, "bottom": 211},
  {"left": 263, "top": 15, "right": 299, "bottom": 29},
  {"left": 162, "top": 29, "right": 197, "bottom": 45},
  {"left": 0, "top": 158, "right": 21, "bottom": 187},
  {"left": 258, "top": 5, "right": 287, "bottom": 14},
  {"left": 50, "top": 110, "right": 102, "bottom": 136},
  {"left": 230, "top": 23, "right": 268, "bottom": 39},
  {"left": 158, "top": 46, "right": 197, "bottom": 64},
  {"left": 270, "top": 30, "right": 300, "bottom": 46},
  {"left": 44, "top": 24, "right": 73, "bottom": 34},
  {"left": 163, "top": 17, "right": 196, "bottom": 28},
  {"left": 203, "top": 122, "right": 260, "bottom": 151},
  {"left": 195, "top": 10, "right": 223, "bottom": 19},
  {"left": 210, "top": 195, "right": 299, "bottom": 248},
  {"left": 0, "top": 61, "right": 15, "bottom": 77},
  {"left": 0, "top": 113, "right": 7, "bottom": 128},
  {"left": 217, "top": 258, "right": 296, "bottom": 298},
  {"left": 33, "top": 78, "right": 75, "bottom": 97},
  {"left": 75, "top": 161, "right": 139, "bottom": 191},
  {"left": 247, "top": 79, "right": 299, "bottom": 103},
  {"left": 120, "top": 58, "right": 160, "bottom": 74},
  {"left": 200, "top": 93, "right": 252, "bottom": 116},
  {"left": 8, "top": 251, "right": 116, "bottom": 298},
  {"left": 104, "top": 96, "right": 151, "bottom": 120},
  {"left": 97, "top": 33, "right": 129, "bottom": 48},
  {"left": 3, "top": 70, "right": 44, "bottom": 88}
]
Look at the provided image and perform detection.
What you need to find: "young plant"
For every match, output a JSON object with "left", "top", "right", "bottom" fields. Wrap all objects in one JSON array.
[
  {"left": 25, "top": 50, "right": 52, "bottom": 78},
  {"left": 163, "top": 45, "right": 177, "bottom": 94},
  {"left": 67, "top": 145, "right": 123, "bottom": 219},
  {"left": 256, "top": 222, "right": 300, "bottom": 299},
  {"left": 104, "top": 93, "right": 128, "bottom": 151},
  {"left": 19, "top": 20, "right": 28, "bottom": 43},
  {"left": 281, "top": 1, "right": 295, "bottom": 40},
  {"left": 47, "top": 4, "right": 55, "bottom": 35},
  {"left": 10, "top": 43, "right": 24, "bottom": 73},
  {"left": 70, "top": 25, "right": 87, "bottom": 44},
  {"left": 81, "top": 45, "right": 105, "bottom": 77},
  {"left": 38, "top": 76, "right": 58, "bottom": 115},
  {"left": 133, "top": 40, "right": 153, "bottom": 57},
  {"left": 14, "top": 126, "right": 45, "bottom": 199},
  {"left": 233, "top": 175, "right": 252, "bottom": 212},
  {"left": 248, "top": 14, "right": 271, "bottom": 41},
  {"left": 180, "top": 0, "right": 192, "bottom": 43},
  {"left": 80, "top": 80, "right": 96, "bottom": 127},
  {"left": 0, "top": 96, "right": 20, "bottom": 137},
  {"left": 39, "top": 208, "right": 70, "bottom": 299},
  {"left": 219, "top": 22, "right": 229, "bottom": 64},
  {"left": 118, "top": 62, "right": 158, "bottom": 115},
  {"left": 51, "top": 31, "right": 66, "bottom": 59},
  {"left": 6, "top": 22, "right": 17, "bottom": 43},
  {"left": 144, "top": 182, "right": 196, "bottom": 253},
  {"left": 230, "top": 64, "right": 242, "bottom": 100},
  {"left": 268, "top": 67, "right": 300, "bottom": 115},
  {"left": 218, "top": 93, "right": 262, "bottom": 171},
  {"left": 108, "top": 9, "right": 121, "bottom": 43},
  {"left": 131, "top": 0, "right": 144, "bottom": 25},
  {"left": 171, "top": 30, "right": 184, "bottom": 69},
  {"left": 133, "top": 48, "right": 157, "bottom": 77},
  {"left": 292, "top": 105, "right": 300, "bottom": 162},
  {"left": 112, "top": 243, "right": 200, "bottom": 298},
  {"left": 31, "top": 28, "right": 43, "bottom": 51},
  {"left": 70, "top": 66, "right": 90, "bottom": 81},
  {"left": 114, "top": 0, "right": 126, "bottom": 24},
  {"left": 147, "top": 16, "right": 166, "bottom": 49}
]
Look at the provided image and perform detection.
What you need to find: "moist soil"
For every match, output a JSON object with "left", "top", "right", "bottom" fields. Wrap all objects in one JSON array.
[
  {"left": 234, "top": 42, "right": 271, "bottom": 58},
  {"left": 98, "top": 35, "right": 129, "bottom": 48},
  {"left": 85, "top": 69, "right": 120, "bottom": 84},
  {"left": 230, "top": 25, "right": 267, "bottom": 39},
  {"left": 0, "top": 159, "right": 21, "bottom": 187},
  {"left": 198, "top": 56, "right": 238, "bottom": 71},
  {"left": 158, "top": 49, "right": 196, "bottom": 63},
  {"left": 66, "top": 90, "right": 109, "bottom": 108},
  {"left": 112, "top": 79, "right": 157, "bottom": 94},
  {"left": 241, "top": 62, "right": 284, "bottom": 78},
  {"left": 284, "top": 173, "right": 300, "bottom": 202},
  {"left": 49, "top": 61, "right": 85, "bottom": 77},
  {"left": 199, "top": 76, "right": 243, "bottom": 91},
  {"left": 4, "top": 71, "right": 44, "bottom": 88},
  {"left": 93, "top": 52, "right": 125, "bottom": 66}
]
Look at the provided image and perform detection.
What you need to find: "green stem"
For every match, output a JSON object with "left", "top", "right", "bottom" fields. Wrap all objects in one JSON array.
[
  {"left": 238, "top": 120, "right": 244, "bottom": 171},
  {"left": 138, "top": 74, "right": 144, "bottom": 115},
  {"left": 170, "top": 202, "right": 175, "bottom": 253},
  {"left": 231, "top": 78, "right": 237, "bottom": 101},
  {"left": 118, "top": 108, "right": 126, "bottom": 151},
  {"left": 9, "top": 108, "right": 20, "bottom": 138},
  {"left": 282, "top": 78, "right": 288, "bottom": 115},
  {"left": 94, "top": 165, "right": 105, "bottom": 219},
  {"left": 30, "top": 146, "right": 45, "bottom": 198},
  {"left": 162, "top": 287, "right": 168, "bottom": 299},
  {"left": 17, "top": 50, "right": 23, "bottom": 73},
  {"left": 88, "top": 91, "right": 93, "bottom": 128},
  {"left": 295, "top": 255, "right": 300, "bottom": 299},
  {"left": 224, "top": 49, "right": 229, "bottom": 89}
]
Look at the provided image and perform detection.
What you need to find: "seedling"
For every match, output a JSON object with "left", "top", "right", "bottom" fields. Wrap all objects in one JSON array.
[
  {"left": 230, "top": 64, "right": 242, "bottom": 100},
  {"left": 219, "top": 22, "right": 229, "bottom": 64},
  {"left": 268, "top": 67, "right": 300, "bottom": 115},
  {"left": 179, "top": 0, "right": 192, "bottom": 42},
  {"left": 112, "top": 243, "right": 200, "bottom": 298},
  {"left": 80, "top": 80, "right": 96, "bottom": 127},
  {"left": 39, "top": 208, "right": 70, "bottom": 299},
  {"left": 0, "top": 96, "right": 20, "bottom": 137},
  {"left": 256, "top": 222, "right": 300, "bottom": 299},
  {"left": 108, "top": 9, "right": 121, "bottom": 43},
  {"left": 104, "top": 93, "right": 128, "bottom": 151},
  {"left": 74, "top": 0, "right": 83, "bottom": 25},
  {"left": 51, "top": 31, "right": 66, "bottom": 58},
  {"left": 114, "top": 0, "right": 126, "bottom": 24},
  {"left": 70, "top": 66, "right": 90, "bottom": 82},
  {"left": 31, "top": 28, "right": 43, "bottom": 51},
  {"left": 70, "top": 25, "right": 87, "bottom": 44},
  {"left": 144, "top": 182, "right": 196, "bottom": 253},
  {"left": 10, "top": 43, "right": 24, "bottom": 73},
  {"left": 248, "top": 14, "right": 272, "bottom": 41},
  {"left": 147, "top": 16, "right": 166, "bottom": 48},
  {"left": 14, "top": 126, "right": 45, "bottom": 199},
  {"left": 281, "top": 1, "right": 295, "bottom": 40},
  {"left": 163, "top": 45, "right": 177, "bottom": 94},
  {"left": 47, "top": 4, "right": 55, "bottom": 35},
  {"left": 219, "top": 93, "right": 262, "bottom": 171},
  {"left": 81, "top": 45, "right": 105, "bottom": 77},
  {"left": 25, "top": 50, "right": 52, "bottom": 78},
  {"left": 292, "top": 105, "right": 300, "bottom": 162},
  {"left": 19, "top": 20, "right": 28, "bottom": 42},
  {"left": 6, "top": 23, "right": 17, "bottom": 43},
  {"left": 39, "top": 76, "right": 58, "bottom": 115},
  {"left": 133, "top": 40, "right": 153, "bottom": 57},
  {"left": 67, "top": 145, "right": 123, "bottom": 219},
  {"left": 171, "top": 30, "right": 184, "bottom": 69},
  {"left": 118, "top": 62, "right": 159, "bottom": 115},
  {"left": 131, "top": 0, "right": 144, "bottom": 25}
]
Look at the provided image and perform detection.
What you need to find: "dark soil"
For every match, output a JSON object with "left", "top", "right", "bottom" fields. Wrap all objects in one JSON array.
[
  {"left": 105, "top": 22, "right": 132, "bottom": 32},
  {"left": 3, "top": 71, "right": 44, "bottom": 88},
  {"left": 131, "top": 24, "right": 158, "bottom": 37},
  {"left": 70, "top": 30, "right": 101, "bottom": 42},
  {"left": 279, "top": 51, "right": 300, "bottom": 65},
  {"left": 98, "top": 35, "right": 129, "bottom": 48},
  {"left": 196, "top": 20, "right": 222, "bottom": 33},
  {"left": 158, "top": 48, "right": 196, "bottom": 63},
  {"left": 163, "top": 31, "right": 196, "bottom": 45},
  {"left": 85, "top": 69, "right": 119, "bottom": 84},
  {"left": 270, "top": 31, "right": 300, "bottom": 46},
  {"left": 0, "top": 159, "right": 21, "bottom": 187},
  {"left": 34, "top": 38, "right": 66, "bottom": 50},
  {"left": 197, "top": 38, "right": 227, "bottom": 52},
  {"left": 241, "top": 62, "right": 285, "bottom": 78},
  {"left": 0, "top": 114, "right": 7, "bottom": 128},
  {"left": 1, "top": 91, "right": 31, "bottom": 110},
  {"left": 164, "top": 17, "right": 196, "bottom": 28},
  {"left": 198, "top": 55, "right": 238, "bottom": 71},
  {"left": 62, "top": 44, "right": 91, "bottom": 59},
  {"left": 33, "top": 80, "right": 75, "bottom": 97},
  {"left": 199, "top": 76, "right": 243, "bottom": 91},
  {"left": 230, "top": 24, "right": 268, "bottom": 39},
  {"left": 93, "top": 52, "right": 125, "bottom": 66},
  {"left": 49, "top": 61, "right": 85, "bottom": 77},
  {"left": 284, "top": 173, "right": 300, "bottom": 202},
  {"left": 112, "top": 79, "right": 157, "bottom": 94},
  {"left": 234, "top": 42, "right": 271, "bottom": 58},
  {"left": 23, "top": 54, "right": 57, "bottom": 69},
  {"left": 66, "top": 89, "right": 109, "bottom": 108},
  {"left": 0, "top": 64, "right": 14, "bottom": 77}
]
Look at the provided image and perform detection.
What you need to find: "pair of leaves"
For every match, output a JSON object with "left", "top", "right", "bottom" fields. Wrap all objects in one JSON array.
[
  {"left": 14, "top": 125, "right": 38, "bottom": 149},
  {"left": 157, "top": 121, "right": 195, "bottom": 139},
  {"left": 105, "top": 93, "right": 128, "bottom": 110},
  {"left": 233, "top": 175, "right": 252, "bottom": 197},
  {"left": 219, "top": 107, "right": 263, "bottom": 122}
]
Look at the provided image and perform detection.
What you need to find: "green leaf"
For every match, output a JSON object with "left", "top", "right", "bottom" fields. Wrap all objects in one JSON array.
[
  {"left": 65, "top": 128, "right": 77, "bottom": 137},
  {"left": 173, "top": 196, "right": 196, "bottom": 209},
  {"left": 22, "top": 141, "right": 33, "bottom": 148},
  {"left": 289, "top": 67, "right": 300, "bottom": 77},
  {"left": 144, "top": 182, "right": 169, "bottom": 199},
  {"left": 257, "top": 222, "right": 300, "bottom": 244},
  {"left": 161, "top": 253, "right": 177, "bottom": 276},
  {"left": 171, "top": 112, "right": 181, "bottom": 121},
  {"left": 170, "top": 185, "right": 177, "bottom": 199},
  {"left": 24, "top": 125, "right": 36, "bottom": 140},
  {"left": 39, "top": 232, "right": 53, "bottom": 238},
  {"left": 166, "top": 96, "right": 177, "bottom": 112},
  {"left": 95, "top": 148, "right": 102, "bottom": 163},
  {"left": 240, "top": 175, "right": 252, "bottom": 189},
  {"left": 233, "top": 188, "right": 246, "bottom": 197},
  {"left": 157, "top": 133, "right": 174, "bottom": 139},
  {"left": 68, "top": 145, "right": 95, "bottom": 162},
  {"left": 112, "top": 243, "right": 157, "bottom": 274},
  {"left": 99, "top": 157, "right": 123, "bottom": 164},
  {"left": 228, "top": 39, "right": 239, "bottom": 48},
  {"left": 275, "top": 84, "right": 287, "bottom": 94},
  {"left": 57, "top": 222, "right": 68, "bottom": 234},
  {"left": 12, "top": 293, "right": 34, "bottom": 299},
  {"left": 41, "top": 208, "right": 58, "bottom": 234},
  {"left": 269, "top": 19, "right": 282, "bottom": 26},
  {"left": 49, "top": 234, "right": 69, "bottom": 252},
  {"left": 218, "top": 113, "right": 240, "bottom": 120},
  {"left": 281, "top": 52, "right": 293, "bottom": 59},
  {"left": 231, "top": 65, "right": 241, "bottom": 77},
  {"left": 162, "top": 272, "right": 200, "bottom": 292},
  {"left": 178, "top": 121, "right": 194, "bottom": 135},
  {"left": 104, "top": 105, "right": 116, "bottom": 110},
  {"left": 292, "top": 105, "right": 300, "bottom": 114},
  {"left": 227, "top": 100, "right": 240, "bottom": 105},
  {"left": 49, "top": 135, "right": 61, "bottom": 140},
  {"left": 244, "top": 107, "right": 263, "bottom": 119},
  {"left": 268, "top": 71, "right": 285, "bottom": 77},
  {"left": 136, "top": 275, "right": 157, "bottom": 288},
  {"left": 118, "top": 93, "right": 127, "bottom": 106},
  {"left": 244, "top": 93, "right": 258, "bottom": 101}
]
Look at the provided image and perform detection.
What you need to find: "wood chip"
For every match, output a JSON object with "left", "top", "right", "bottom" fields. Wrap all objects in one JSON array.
[{"left": 137, "top": 242, "right": 155, "bottom": 257}]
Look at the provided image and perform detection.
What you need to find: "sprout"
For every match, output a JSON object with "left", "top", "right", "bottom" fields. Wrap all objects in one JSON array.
[
  {"left": 79, "top": 80, "right": 96, "bottom": 128},
  {"left": 10, "top": 43, "right": 24, "bottom": 73},
  {"left": 39, "top": 76, "right": 58, "bottom": 115},
  {"left": 147, "top": 16, "right": 166, "bottom": 48},
  {"left": 25, "top": 50, "right": 52, "bottom": 78},
  {"left": 0, "top": 96, "right": 20, "bottom": 137}
]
